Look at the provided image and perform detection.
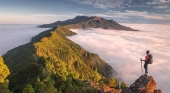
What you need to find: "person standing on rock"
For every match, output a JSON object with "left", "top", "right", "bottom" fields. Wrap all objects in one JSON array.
[{"left": 141, "top": 50, "right": 150, "bottom": 74}]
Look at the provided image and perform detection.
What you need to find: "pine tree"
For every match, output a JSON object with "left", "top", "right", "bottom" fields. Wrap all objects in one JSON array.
[
  {"left": 121, "top": 81, "right": 127, "bottom": 89},
  {"left": 35, "top": 73, "right": 57, "bottom": 93},
  {"left": 0, "top": 56, "right": 10, "bottom": 83},
  {"left": 0, "top": 80, "right": 11, "bottom": 93},
  {"left": 115, "top": 80, "right": 119, "bottom": 89},
  {"left": 92, "top": 69, "right": 101, "bottom": 82},
  {"left": 106, "top": 78, "right": 119, "bottom": 89},
  {"left": 23, "top": 84, "right": 35, "bottom": 93},
  {"left": 0, "top": 56, "right": 11, "bottom": 93}
]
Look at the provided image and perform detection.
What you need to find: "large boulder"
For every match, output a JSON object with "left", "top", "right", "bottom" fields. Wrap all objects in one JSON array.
[{"left": 122, "top": 74, "right": 162, "bottom": 93}]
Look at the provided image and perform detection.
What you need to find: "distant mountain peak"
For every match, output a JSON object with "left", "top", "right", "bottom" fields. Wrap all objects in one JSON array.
[
  {"left": 39, "top": 15, "right": 138, "bottom": 31},
  {"left": 93, "top": 16, "right": 101, "bottom": 20},
  {"left": 74, "top": 16, "right": 101, "bottom": 21}
]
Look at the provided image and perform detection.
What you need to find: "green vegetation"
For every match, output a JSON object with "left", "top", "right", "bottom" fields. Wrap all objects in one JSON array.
[
  {"left": 0, "top": 80, "right": 11, "bottom": 93},
  {"left": 23, "top": 84, "right": 35, "bottom": 93},
  {"left": 0, "top": 56, "right": 10, "bottom": 83},
  {"left": 121, "top": 81, "right": 127, "bottom": 89},
  {"left": 3, "top": 26, "right": 118, "bottom": 93},
  {"left": 0, "top": 56, "right": 11, "bottom": 93},
  {"left": 106, "top": 77, "right": 119, "bottom": 89},
  {"left": 63, "top": 19, "right": 126, "bottom": 30}
]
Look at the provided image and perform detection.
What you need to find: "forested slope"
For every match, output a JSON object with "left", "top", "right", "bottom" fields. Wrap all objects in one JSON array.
[{"left": 3, "top": 26, "right": 115, "bottom": 93}]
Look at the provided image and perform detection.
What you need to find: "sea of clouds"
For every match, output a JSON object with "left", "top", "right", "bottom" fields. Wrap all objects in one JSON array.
[
  {"left": 0, "top": 24, "right": 169, "bottom": 92},
  {"left": 68, "top": 24, "right": 170, "bottom": 93},
  {"left": 0, "top": 24, "right": 49, "bottom": 55}
]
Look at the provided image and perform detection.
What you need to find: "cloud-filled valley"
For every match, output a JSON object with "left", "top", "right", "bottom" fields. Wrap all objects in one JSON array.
[
  {"left": 0, "top": 25, "right": 49, "bottom": 55},
  {"left": 68, "top": 24, "right": 170, "bottom": 93}
]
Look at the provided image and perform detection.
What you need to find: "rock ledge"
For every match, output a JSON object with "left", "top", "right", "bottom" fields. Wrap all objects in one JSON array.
[{"left": 121, "top": 75, "right": 162, "bottom": 93}]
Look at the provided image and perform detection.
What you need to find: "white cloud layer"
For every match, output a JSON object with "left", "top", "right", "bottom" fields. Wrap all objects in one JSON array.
[
  {"left": 0, "top": 25, "right": 49, "bottom": 54},
  {"left": 155, "top": 5, "right": 169, "bottom": 8},
  {"left": 160, "top": 0, "right": 170, "bottom": 2},
  {"left": 92, "top": 10, "right": 170, "bottom": 22},
  {"left": 165, "top": 10, "right": 170, "bottom": 12},
  {"left": 68, "top": 24, "right": 170, "bottom": 93},
  {"left": 0, "top": 24, "right": 169, "bottom": 92},
  {"left": 147, "top": 0, "right": 170, "bottom": 5},
  {"left": 71, "top": 0, "right": 132, "bottom": 9},
  {"left": 72, "top": 0, "right": 170, "bottom": 11}
]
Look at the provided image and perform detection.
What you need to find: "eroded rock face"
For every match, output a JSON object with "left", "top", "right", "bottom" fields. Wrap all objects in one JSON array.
[{"left": 122, "top": 74, "right": 162, "bottom": 93}]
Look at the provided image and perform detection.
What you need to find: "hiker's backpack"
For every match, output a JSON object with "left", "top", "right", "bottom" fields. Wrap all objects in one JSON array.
[{"left": 148, "top": 54, "right": 153, "bottom": 64}]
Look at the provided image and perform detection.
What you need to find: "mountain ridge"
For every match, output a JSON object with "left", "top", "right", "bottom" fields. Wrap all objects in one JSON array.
[
  {"left": 1, "top": 25, "right": 163, "bottom": 92},
  {"left": 39, "top": 16, "right": 138, "bottom": 31},
  {"left": 3, "top": 26, "right": 115, "bottom": 93},
  {"left": 2, "top": 16, "right": 163, "bottom": 93}
]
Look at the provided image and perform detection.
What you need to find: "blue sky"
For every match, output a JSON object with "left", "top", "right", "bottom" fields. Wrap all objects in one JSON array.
[{"left": 0, "top": 0, "right": 170, "bottom": 24}]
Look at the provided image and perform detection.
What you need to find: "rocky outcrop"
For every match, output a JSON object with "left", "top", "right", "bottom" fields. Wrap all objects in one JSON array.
[
  {"left": 122, "top": 74, "right": 162, "bottom": 93},
  {"left": 93, "top": 16, "right": 101, "bottom": 20},
  {"left": 100, "top": 85, "right": 121, "bottom": 93},
  {"left": 99, "top": 75, "right": 162, "bottom": 93}
]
